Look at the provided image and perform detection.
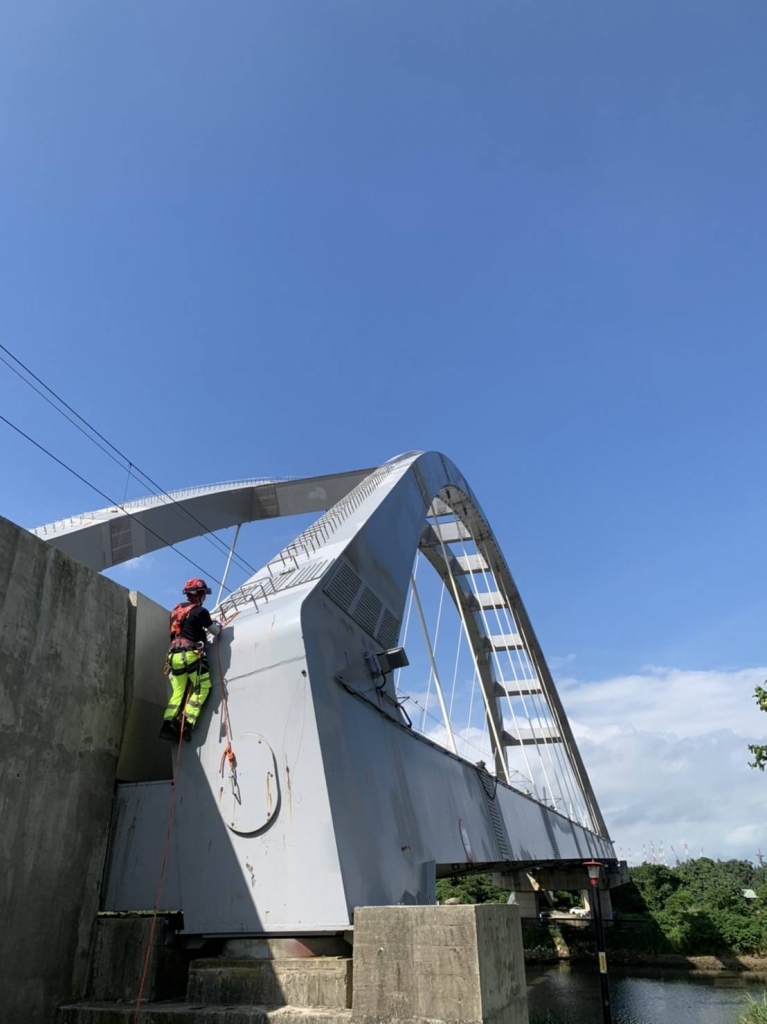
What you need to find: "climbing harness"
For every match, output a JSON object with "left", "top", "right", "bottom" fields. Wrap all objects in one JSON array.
[{"left": 168, "top": 601, "right": 196, "bottom": 642}]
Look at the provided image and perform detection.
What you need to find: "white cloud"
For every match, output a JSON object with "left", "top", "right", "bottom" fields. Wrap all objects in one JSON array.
[
  {"left": 558, "top": 666, "right": 767, "bottom": 863},
  {"left": 549, "top": 653, "right": 577, "bottom": 670},
  {"left": 398, "top": 663, "right": 766, "bottom": 862},
  {"left": 104, "top": 553, "right": 156, "bottom": 579}
]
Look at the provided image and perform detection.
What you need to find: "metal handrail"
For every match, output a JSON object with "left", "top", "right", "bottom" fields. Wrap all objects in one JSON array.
[{"left": 218, "top": 461, "right": 405, "bottom": 619}]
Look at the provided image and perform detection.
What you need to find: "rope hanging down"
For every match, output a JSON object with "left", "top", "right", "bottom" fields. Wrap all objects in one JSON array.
[
  {"left": 132, "top": 713, "right": 187, "bottom": 1023},
  {"left": 216, "top": 641, "right": 237, "bottom": 782},
  {"left": 133, "top": 638, "right": 235, "bottom": 1020}
]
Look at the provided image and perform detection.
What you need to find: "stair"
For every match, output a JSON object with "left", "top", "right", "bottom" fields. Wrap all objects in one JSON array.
[
  {"left": 57, "top": 918, "right": 353, "bottom": 1024},
  {"left": 58, "top": 1005, "right": 351, "bottom": 1024},
  {"left": 187, "top": 958, "right": 352, "bottom": 1009}
]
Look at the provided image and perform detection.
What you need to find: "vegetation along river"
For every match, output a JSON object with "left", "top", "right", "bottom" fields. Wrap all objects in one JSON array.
[{"left": 526, "top": 965, "right": 767, "bottom": 1023}]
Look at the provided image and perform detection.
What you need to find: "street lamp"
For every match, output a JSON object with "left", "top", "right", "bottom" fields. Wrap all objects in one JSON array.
[{"left": 584, "top": 859, "right": 612, "bottom": 1024}]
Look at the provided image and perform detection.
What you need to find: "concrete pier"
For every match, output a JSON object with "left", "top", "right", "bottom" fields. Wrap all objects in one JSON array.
[
  {"left": 353, "top": 904, "right": 528, "bottom": 1024},
  {"left": 59, "top": 904, "right": 528, "bottom": 1024}
]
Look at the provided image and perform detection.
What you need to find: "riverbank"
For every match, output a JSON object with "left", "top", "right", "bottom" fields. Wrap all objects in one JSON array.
[{"left": 524, "top": 945, "right": 767, "bottom": 976}]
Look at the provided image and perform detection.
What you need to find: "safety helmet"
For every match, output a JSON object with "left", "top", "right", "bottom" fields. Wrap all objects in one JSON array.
[{"left": 182, "top": 578, "right": 212, "bottom": 596}]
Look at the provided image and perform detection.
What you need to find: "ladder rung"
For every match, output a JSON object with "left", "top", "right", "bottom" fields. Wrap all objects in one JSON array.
[
  {"left": 501, "top": 731, "right": 562, "bottom": 747},
  {"left": 471, "top": 591, "right": 507, "bottom": 610},
  {"left": 432, "top": 520, "right": 472, "bottom": 544},
  {"left": 455, "top": 553, "right": 488, "bottom": 574},
  {"left": 429, "top": 499, "right": 453, "bottom": 517},
  {"left": 485, "top": 633, "right": 524, "bottom": 651}
]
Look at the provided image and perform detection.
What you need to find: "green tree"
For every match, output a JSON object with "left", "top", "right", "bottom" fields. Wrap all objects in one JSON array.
[
  {"left": 617, "top": 858, "right": 767, "bottom": 955},
  {"left": 629, "top": 864, "right": 680, "bottom": 913},
  {"left": 551, "top": 890, "right": 580, "bottom": 911},
  {"left": 436, "top": 874, "right": 508, "bottom": 905},
  {"left": 748, "top": 684, "right": 767, "bottom": 770}
]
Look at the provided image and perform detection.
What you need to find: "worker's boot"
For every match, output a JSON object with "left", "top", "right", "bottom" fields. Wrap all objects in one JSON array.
[
  {"left": 182, "top": 721, "right": 194, "bottom": 743},
  {"left": 159, "top": 719, "right": 180, "bottom": 742}
]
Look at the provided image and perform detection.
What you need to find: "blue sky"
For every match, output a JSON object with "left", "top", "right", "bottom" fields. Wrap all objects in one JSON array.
[{"left": 2, "top": 2, "right": 766, "bottom": 855}]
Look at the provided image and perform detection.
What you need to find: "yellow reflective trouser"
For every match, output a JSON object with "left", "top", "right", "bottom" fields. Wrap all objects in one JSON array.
[{"left": 163, "top": 648, "right": 212, "bottom": 727}]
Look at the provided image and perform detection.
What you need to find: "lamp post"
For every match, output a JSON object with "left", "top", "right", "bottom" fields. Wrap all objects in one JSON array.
[{"left": 584, "top": 859, "right": 612, "bottom": 1024}]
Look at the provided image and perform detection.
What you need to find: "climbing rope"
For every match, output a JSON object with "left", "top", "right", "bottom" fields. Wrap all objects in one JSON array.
[
  {"left": 132, "top": 711, "right": 187, "bottom": 1023},
  {"left": 132, "top": 637, "right": 235, "bottom": 1019},
  {"left": 216, "top": 641, "right": 237, "bottom": 785}
]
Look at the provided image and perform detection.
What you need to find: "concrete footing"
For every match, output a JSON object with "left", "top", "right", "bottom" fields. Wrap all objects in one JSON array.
[
  {"left": 353, "top": 904, "right": 528, "bottom": 1024},
  {"left": 58, "top": 904, "right": 529, "bottom": 1024}
]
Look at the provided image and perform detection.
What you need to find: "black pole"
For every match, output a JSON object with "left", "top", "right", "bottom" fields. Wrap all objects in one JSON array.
[{"left": 590, "top": 879, "right": 613, "bottom": 1024}]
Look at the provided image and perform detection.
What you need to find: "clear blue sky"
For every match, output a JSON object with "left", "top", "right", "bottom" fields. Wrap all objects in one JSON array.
[{"left": 2, "top": 0, "right": 767, "bottom": 686}]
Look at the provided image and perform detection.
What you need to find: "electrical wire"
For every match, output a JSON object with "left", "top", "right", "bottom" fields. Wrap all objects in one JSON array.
[
  {"left": 0, "top": 343, "right": 263, "bottom": 581},
  {"left": 0, "top": 411, "right": 226, "bottom": 589}
]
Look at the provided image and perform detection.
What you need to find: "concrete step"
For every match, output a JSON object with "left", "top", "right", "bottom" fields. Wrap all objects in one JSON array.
[
  {"left": 58, "top": 1003, "right": 353, "bottom": 1024},
  {"left": 86, "top": 916, "right": 190, "bottom": 1004},
  {"left": 187, "top": 958, "right": 353, "bottom": 1009}
]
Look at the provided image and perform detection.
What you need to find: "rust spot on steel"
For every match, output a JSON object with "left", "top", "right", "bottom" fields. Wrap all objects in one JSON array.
[
  {"left": 245, "top": 862, "right": 256, "bottom": 888},
  {"left": 266, "top": 771, "right": 274, "bottom": 817},
  {"left": 218, "top": 787, "right": 223, "bottom": 803},
  {"left": 285, "top": 759, "right": 293, "bottom": 820}
]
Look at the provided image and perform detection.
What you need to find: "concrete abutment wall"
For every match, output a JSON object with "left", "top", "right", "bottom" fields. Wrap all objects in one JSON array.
[{"left": 0, "top": 514, "right": 169, "bottom": 1024}]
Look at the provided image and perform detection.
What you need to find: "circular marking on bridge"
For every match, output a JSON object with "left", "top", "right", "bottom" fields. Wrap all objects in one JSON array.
[{"left": 220, "top": 732, "right": 281, "bottom": 835}]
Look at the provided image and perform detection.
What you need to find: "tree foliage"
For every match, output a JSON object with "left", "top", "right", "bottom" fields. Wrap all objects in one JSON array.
[
  {"left": 612, "top": 858, "right": 767, "bottom": 954},
  {"left": 435, "top": 874, "right": 509, "bottom": 905},
  {"left": 748, "top": 684, "right": 767, "bottom": 770},
  {"left": 438, "top": 859, "right": 767, "bottom": 956}
]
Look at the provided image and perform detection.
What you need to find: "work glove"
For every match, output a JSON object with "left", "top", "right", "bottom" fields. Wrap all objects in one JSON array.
[{"left": 208, "top": 621, "right": 223, "bottom": 638}]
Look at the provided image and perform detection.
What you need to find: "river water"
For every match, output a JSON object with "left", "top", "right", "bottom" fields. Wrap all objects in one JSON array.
[{"left": 526, "top": 964, "right": 767, "bottom": 1023}]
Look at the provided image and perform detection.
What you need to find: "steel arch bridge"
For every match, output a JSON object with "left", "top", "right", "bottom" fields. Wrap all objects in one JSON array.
[{"left": 35, "top": 451, "right": 616, "bottom": 936}]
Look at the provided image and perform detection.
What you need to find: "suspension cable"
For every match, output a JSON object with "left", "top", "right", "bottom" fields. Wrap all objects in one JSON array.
[
  {"left": 466, "top": 532, "right": 565, "bottom": 809},
  {"left": 432, "top": 515, "right": 510, "bottom": 784},
  {"left": 454, "top": 529, "right": 541, "bottom": 798},
  {"left": 494, "top": 565, "right": 592, "bottom": 828},
  {"left": 448, "top": 611, "right": 463, "bottom": 719},
  {"left": 410, "top": 571, "right": 456, "bottom": 753},
  {"left": 479, "top": 540, "right": 584, "bottom": 821}
]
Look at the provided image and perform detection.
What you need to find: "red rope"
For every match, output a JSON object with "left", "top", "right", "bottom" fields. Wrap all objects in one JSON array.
[
  {"left": 132, "top": 713, "right": 186, "bottom": 1023},
  {"left": 132, "top": 642, "right": 233, "bottom": 1020},
  {"left": 216, "top": 642, "right": 237, "bottom": 778}
]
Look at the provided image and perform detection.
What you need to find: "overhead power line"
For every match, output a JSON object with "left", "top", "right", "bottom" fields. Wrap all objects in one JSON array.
[
  {"left": 0, "top": 342, "right": 262, "bottom": 581},
  {"left": 0, "top": 411, "right": 226, "bottom": 590}
]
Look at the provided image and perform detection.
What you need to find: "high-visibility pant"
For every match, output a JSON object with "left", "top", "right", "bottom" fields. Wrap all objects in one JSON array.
[{"left": 164, "top": 648, "right": 211, "bottom": 727}]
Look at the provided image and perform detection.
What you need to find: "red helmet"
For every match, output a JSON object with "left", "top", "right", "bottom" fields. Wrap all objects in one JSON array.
[{"left": 183, "top": 578, "right": 212, "bottom": 596}]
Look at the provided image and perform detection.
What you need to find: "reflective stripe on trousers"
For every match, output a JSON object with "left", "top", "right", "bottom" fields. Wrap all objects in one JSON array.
[{"left": 163, "top": 648, "right": 212, "bottom": 726}]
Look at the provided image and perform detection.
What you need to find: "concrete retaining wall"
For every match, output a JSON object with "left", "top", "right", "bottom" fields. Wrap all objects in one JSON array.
[
  {"left": 0, "top": 514, "right": 169, "bottom": 1024},
  {"left": 117, "top": 591, "right": 173, "bottom": 783}
]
